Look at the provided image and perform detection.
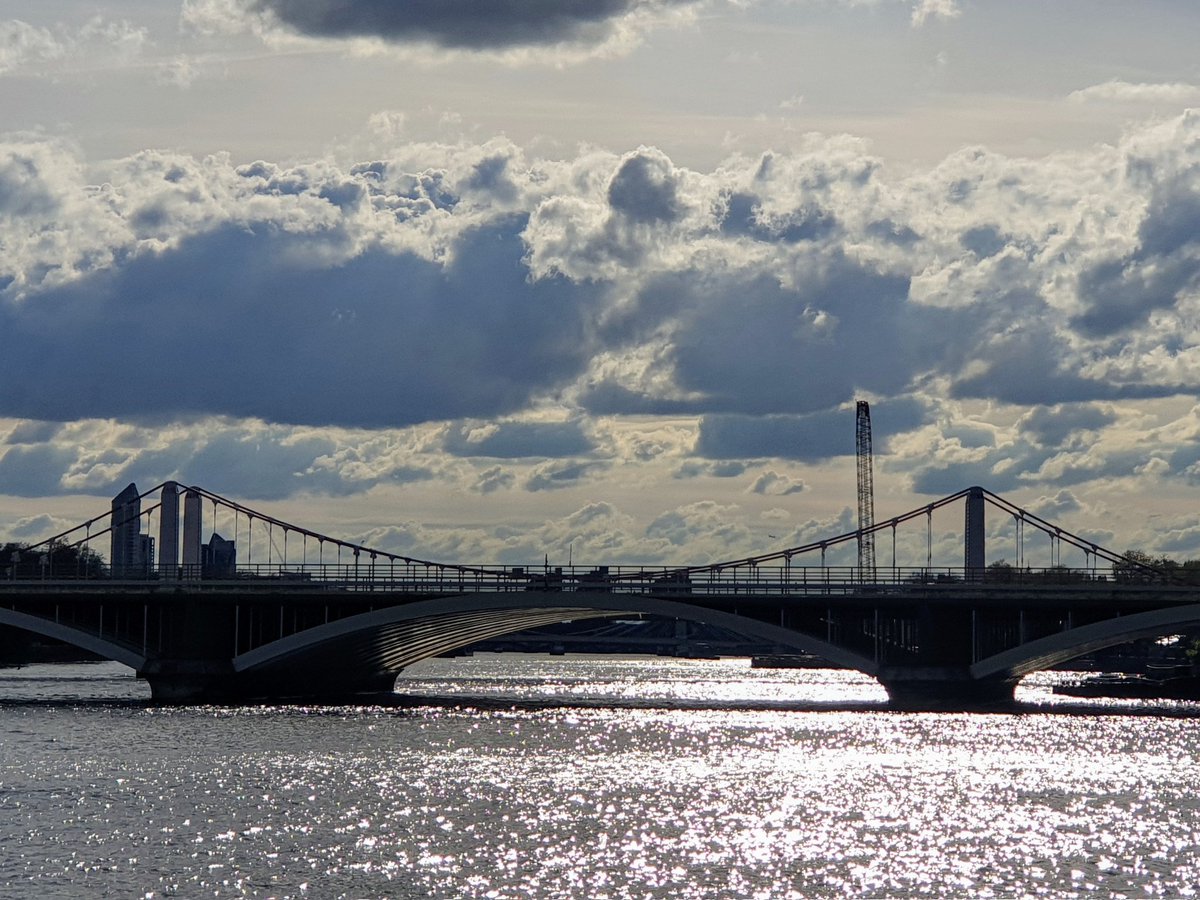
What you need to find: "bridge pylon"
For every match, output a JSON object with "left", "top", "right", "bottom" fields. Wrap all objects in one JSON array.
[{"left": 964, "top": 485, "right": 986, "bottom": 582}]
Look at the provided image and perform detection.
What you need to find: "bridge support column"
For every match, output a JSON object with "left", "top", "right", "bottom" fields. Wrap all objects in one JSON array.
[
  {"left": 879, "top": 667, "right": 1015, "bottom": 711},
  {"left": 140, "top": 660, "right": 401, "bottom": 703}
]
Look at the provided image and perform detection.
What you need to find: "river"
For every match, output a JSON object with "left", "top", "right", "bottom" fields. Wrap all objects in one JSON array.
[{"left": 1, "top": 656, "right": 1199, "bottom": 898}]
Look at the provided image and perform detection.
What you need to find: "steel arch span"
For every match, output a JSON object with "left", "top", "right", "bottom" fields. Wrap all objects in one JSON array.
[
  {"left": 0, "top": 608, "right": 146, "bottom": 671},
  {"left": 972, "top": 603, "right": 1200, "bottom": 682},
  {"left": 220, "top": 592, "right": 880, "bottom": 700}
]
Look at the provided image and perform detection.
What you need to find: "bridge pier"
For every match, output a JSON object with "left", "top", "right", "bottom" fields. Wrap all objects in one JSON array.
[
  {"left": 140, "top": 659, "right": 402, "bottom": 703},
  {"left": 878, "top": 668, "right": 1016, "bottom": 711}
]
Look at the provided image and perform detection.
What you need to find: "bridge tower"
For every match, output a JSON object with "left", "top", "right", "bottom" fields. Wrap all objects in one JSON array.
[
  {"left": 964, "top": 485, "right": 985, "bottom": 580},
  {"left": 159, "top": 482, "right": 180, "bottom": 580},
  {"left": 182, "top": 490, "right": 203, "bottom": 576},
  {"left": 855, "top": 400, "right": 876, "bottom": 578}
]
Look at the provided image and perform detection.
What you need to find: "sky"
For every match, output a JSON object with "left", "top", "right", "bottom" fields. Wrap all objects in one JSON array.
[{"left": 3, "top": 0, "right": 1200, "bottom": 569}]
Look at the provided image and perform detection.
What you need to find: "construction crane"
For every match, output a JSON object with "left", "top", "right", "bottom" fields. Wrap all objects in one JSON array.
[{"left": 856, "top": 400, "right": 876, "bottom": 578}]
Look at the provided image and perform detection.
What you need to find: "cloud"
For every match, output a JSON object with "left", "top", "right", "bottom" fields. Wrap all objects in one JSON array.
[
  {"left": 443, "top": 420, "right": 595, "bottom": 458},
  {"left": 1068, "top": 81, "right": 1200, "bottom": 105},
  {"left": 184, "top": 0, "right": 701, "bottom": 60},
  {"left": 1017, "top": 404, "right": 1115, "bottom": 449},
  {"left": 0, "top": 217, "right": 604, "bottom": 429},
  {"left": 524, "top": 459, "right": 609, "bottom": 491},
  {"left": 0, "top": 20, "right": 67, "bottom": 74},
  {"left": 0, "top": 416, "right": 440, "bottom": 501},
  {"left": 474, "top": 465, "right": 516, "bottom": 494},
  {"left": 646, "top": 500, "right": 747, "bottom": 547},
  {"left": 748, "top": 470, "right": 806, "bottom": 496},
  {"left": 607, "top": 148, "right": 684, "bottom": 224},
  {"left": 910, "top": 0, "right": 960, "bottom": 27},
  {"left": 0, "top": 17, "right": 147, "bottom": 76},
  {"left": 695, "top": 399, "right": 931, "bottom": 461},
  {"left": 1027, "top": 489, "right": 1081, "bottom": 519},
  {"left": 674, "top": 460, "right": 747, "bottom": 479},
  {"left": 0, "top": 444, "right": 78, "bottom": 497}
]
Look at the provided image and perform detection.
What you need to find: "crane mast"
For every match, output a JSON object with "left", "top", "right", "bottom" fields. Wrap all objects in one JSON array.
[{"left": 856, "top": 400, "right": 876, "bottom": 578}]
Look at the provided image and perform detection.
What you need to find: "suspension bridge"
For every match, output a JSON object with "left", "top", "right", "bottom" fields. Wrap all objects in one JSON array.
[{"left": 1, "top": 481, "right": 1197, "bottom": 709}]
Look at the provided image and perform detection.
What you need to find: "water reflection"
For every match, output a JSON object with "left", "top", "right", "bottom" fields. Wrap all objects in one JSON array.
[{"left": 2, "top": 658, "right": 1199, "bottom": 897}]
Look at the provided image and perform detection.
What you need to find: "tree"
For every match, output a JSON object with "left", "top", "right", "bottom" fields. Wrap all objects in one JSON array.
[{"left": 2, "top": 542, "right": 107, "bottom": 579}]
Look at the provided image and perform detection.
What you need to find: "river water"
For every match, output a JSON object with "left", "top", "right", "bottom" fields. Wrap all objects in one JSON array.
[{"left": 2, "top": 656, "right": 1199, "bottom": 899}]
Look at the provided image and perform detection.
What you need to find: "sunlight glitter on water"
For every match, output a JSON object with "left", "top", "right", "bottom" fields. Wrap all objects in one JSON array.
[{"left": 3, "top": 658, "right": 1200, "bottom": 897}]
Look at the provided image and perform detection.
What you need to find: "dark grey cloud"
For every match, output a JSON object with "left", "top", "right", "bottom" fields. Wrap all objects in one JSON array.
[
  {"left": 443, "top": 420, "right": 594, "bottom": 458},
  {"left": 1017, "top": 403, "right": 1115, "bottom": 448},
  {"left": 112, "top": 432, "right": 339, "bottom": 500},
  {"left": 589, "top": 262, "right": 931, "bottom": 417},
  {"left": 5, "top": 421, "right": 62, "bottom": 444},
  {"left": 474, "top": 465, "right": 516, "bottom": 494},
  {"left": 0, "top": 150, "right": 59, "bottom": 218},
  {"left": 580, "top": 258, "right": 966, "bottom": 417},
  {"left": 524, "top": 459, "right": 607, "bottom": 491},
  {"left": 1072, "top": 254, "right": 1196, "bottom": 337},
  {"left": 960, "top": 224, "right": 1008, "bottom": 259},
  {"left": 694, "top": 397, "right": 931, "bottom": 461},
  {"left": 607, "top": 151, "right": 682, "bottom": 224},
  {"left": 0, "top": 444, "right": 76, "bottom": 497},
  {"left": 910, "top": 458, "right": 1022, "bottom": 497},
  {"left": 0, "top": 216, "right": 603, "bottom": 429},
  {"left": 865, "top": 219, "right": 920, "bottom": 246},
  {"left": 949, "top": 325, "right": 1182, "bottom": 405},
  {"left": 250, "top": 0, "right": 688, "bottom": 49},
  {"left": 1072, "top": 178, "right": 1200, "bottom": 337},
  {"left": 908, "top": 435, "right": 1148, "bottom": 498},
  {"left": 718, "top": 191, "right": 837, "bottom": 243}
]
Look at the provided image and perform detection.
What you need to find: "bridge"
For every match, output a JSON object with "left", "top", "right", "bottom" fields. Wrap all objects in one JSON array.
[{"left": 2, "top": 481, "right": 1198, "bottom": 709}]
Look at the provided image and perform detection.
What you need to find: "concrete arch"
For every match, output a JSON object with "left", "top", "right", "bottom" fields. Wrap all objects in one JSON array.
[
  {"left": 971, "top": 603, "right": 1200, "bottom": 681},
  {"left": 233, "top": 591, "right": 878, "bottom": 677},
  {"left": 0, "top": 608, "right": 146, "bottom": 670}
]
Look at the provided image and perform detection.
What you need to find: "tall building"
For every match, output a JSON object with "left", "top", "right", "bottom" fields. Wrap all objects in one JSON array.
[
  {"left": 110, "top": 483, "right": 142, "bottom": 578},
  {"left": 202, "top": 533, "right": 237, "bottom": 579},
  {"left": 137, "top": 534, "right": 155, "bottom": 575}
]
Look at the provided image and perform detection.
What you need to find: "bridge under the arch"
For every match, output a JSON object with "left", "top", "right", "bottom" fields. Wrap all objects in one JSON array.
[{"left": 5, "top": 580, "right": 1200, "bottom": 709}]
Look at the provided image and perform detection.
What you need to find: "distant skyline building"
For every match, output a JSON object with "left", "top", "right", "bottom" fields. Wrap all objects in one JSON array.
[
  {"left": 202, "top": 533, "right": 237, "bottom": 579},
  {"left": 110, "top": 483, "right": 144, "bottom": 577}
]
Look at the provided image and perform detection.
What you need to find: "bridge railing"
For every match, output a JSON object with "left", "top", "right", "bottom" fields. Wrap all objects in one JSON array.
[{"left": 2, "top": 562, "right": 1127, "bottom": 595}]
